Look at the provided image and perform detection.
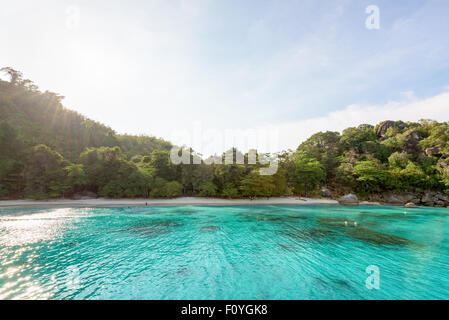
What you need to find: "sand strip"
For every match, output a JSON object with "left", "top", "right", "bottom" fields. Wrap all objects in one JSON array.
[{"left": 0, "top": 197, "right": 349, "bottom": 208}]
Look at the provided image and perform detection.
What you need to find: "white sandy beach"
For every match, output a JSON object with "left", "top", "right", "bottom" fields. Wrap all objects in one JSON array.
[
  {"left": 0, "top": 197, "right": 383, "bottom": 208},
  {"left": 0, "top": 197, "right": 336, "bottom": 208}
]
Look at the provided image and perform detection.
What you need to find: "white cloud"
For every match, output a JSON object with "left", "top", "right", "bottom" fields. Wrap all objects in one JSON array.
[
  {"left": 2, "top": 0, "right": 449, "bottom": 158},
  {"left": 275, "top": 91, "right": 449, "bottom": 151},
  {"left": 171, "top": 91, "right": 449, "bottom": 156}
]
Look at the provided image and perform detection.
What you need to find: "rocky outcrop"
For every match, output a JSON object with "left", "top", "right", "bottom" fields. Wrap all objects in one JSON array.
[
  {"left": 376, "top": 121, "right": 396, "bottom": 138},
  {"left": 383, "top": 193, "right": 404, "bottom": 205},
  {"left": 321, "top": 187, "right": 332, "bottom": 197},
  {"left": 338, "top": 194, "right": 359, "bottom": 205},
  {"left": 435, "top": 200, "right": 446, "bottom": 207},
  {"left": 367, "top": 191, "right": 449, "bottom": 207},
  {"left": 405, "top": 130, "right": 423, "bottom": 142},
  {"left": 403, "top": 130, "right": 423, "bottom": 154},
  {"left": 437, "top": 194, "right": 449, "bottom": 203},
  {"left": 343, "top": 189, "right": 449, "bottom": 207},
  {"left": 421, "top": 192, "right": 449, "bottom": 207},
  {"left": 382, "top": 192, "right": 420, "bottom": 205},
  {"left": 421, "top": 192, "right": 435, "bottom": 205}
]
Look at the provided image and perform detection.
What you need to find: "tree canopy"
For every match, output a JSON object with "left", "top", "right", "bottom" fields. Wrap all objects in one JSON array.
[{"left": 2, "top": 69, "right": 449, "bottom": 199}]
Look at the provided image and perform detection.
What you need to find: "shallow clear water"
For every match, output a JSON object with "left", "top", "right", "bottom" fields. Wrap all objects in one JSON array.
[{"left": 1, "top": 205, "right": 449, "bottom": 300}]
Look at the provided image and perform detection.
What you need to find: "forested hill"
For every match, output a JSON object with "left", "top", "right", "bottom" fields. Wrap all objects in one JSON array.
[
  {"left": 0, "top": 68, "right": 172, "bottom": 198},
  {"left": 0, "top": 69, "right": 172, "bottom": 161},
  {"left": 2, "top": 67, "right": 449, "bottom": 205}
]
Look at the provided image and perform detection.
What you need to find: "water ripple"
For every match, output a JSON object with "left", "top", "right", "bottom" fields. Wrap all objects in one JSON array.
[{"left": 0, "top": 205, "right": 448, "bottom": 299}]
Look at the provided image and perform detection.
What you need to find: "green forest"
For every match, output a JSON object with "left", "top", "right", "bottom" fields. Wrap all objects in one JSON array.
[{"left": 2, "top": 67, "right": 449, "bottom": 201}]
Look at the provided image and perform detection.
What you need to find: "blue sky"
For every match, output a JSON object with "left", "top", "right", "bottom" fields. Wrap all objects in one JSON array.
[{"left": 1, "top": 0, "right": 449, "bottom": 153}]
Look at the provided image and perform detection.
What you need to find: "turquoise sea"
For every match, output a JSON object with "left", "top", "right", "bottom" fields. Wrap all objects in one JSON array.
[{"left": 0, "top": 205, "right": 448, "bottom": 300}]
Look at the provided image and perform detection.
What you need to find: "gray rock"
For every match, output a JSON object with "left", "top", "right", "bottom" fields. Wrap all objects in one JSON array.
[
  {"left": 436, "top": 193, "right": 449, "bottom": 203},
  {"left": 421, "top": 192, "right": 437, "bottom": 204},
  {"left": 435, "top": 200, "right": 446, "bottom": 207},
  {"left": 376, "top": 120, "right": 396, "bottom": 138},
  {"left": 405, "top": 130, "right": 423, "bottom": 142},
  {"left": 321, "top": 187, "right": 332, "bottom": 197},
  {"left": 403, "top": 130, "right": 424, "bottom": 154},
  {"left": 384, "top": 194, "right": 404, "bottom": 205},
  {"left": 338, "top": 193, "right": 359, "bottom": 206},
  {"left": 383, "top": 192, "right": 418, "bottom": 205}
]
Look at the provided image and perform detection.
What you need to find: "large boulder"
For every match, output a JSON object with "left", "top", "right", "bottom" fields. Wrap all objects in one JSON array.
[
  {"left": 383, "top": 194, "right": 404, "bottom": 205},
  {"left": 382, "top": 192, "right": 419, "bottom": 205},
  {"left": 321, "top": 187, "right": 332, "bottom": 197},
  {"left": 405, "top": 130, "right": 423, "bottom": 142},
  {"left": 435, "top": 200, "right": 446, "bottom": 207},
  {"left": 338, "top": 193, "right": 359, "bottom": 205},
  {"left": 430, "top": 193, "right": 449, "bottom": 207},
  {"left": 421, "top": 192, "right": 435, "bottom": 203},
  {"left": 421, "top": 192, "right": 437, "bottom": 206},
  {"left": 436, "top": 193, "right": 449, "bottom": 203},
  {"left": 376, "top": 121, "right": 396, "bottom": 138},
  {"left": 401, "top": 130, "right": 424, "bottom": 154}
]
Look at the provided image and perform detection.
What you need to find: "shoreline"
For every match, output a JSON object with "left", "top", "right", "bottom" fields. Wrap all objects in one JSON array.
[{"left": 0, "top": 197, "right": 382, "bottom": 208}]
